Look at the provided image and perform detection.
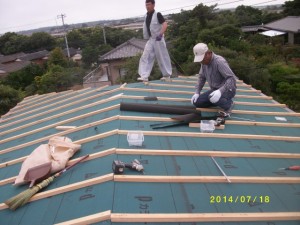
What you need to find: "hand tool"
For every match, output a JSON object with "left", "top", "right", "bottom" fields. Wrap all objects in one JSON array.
[
  {"left": 211, "top": 156, "right": 231, "bottom": 183},
  {"left": 112, "top": 159, "right": 144, "bottom": 174},
  {"left": 278, "top": 165, "right": 300, "bottom": 171}
]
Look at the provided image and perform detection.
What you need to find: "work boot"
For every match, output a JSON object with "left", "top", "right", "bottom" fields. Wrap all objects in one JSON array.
[
  {"left": 137, "top": 77, "right": 149, "bottom": 82},
  {"left": 160, "top": 76, "right": 171, "bottom": 82},
  {"left": 222, "top": 101, "right": 235, "bottom": 117}
]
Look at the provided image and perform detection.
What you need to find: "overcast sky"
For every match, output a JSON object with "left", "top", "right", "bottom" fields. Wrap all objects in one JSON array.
[{"left": 0, "top": 0, "right": 287, "bottom": 34}]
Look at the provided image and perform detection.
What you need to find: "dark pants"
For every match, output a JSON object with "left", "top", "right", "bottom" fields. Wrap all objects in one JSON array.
[{"left": 193, "top": 89, "right": 235, "bottom": 111}]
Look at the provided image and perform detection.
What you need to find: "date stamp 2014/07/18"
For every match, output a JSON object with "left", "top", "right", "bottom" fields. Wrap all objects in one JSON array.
[{"left": 210, "top": 195, "right": 270, "bottom": 204}]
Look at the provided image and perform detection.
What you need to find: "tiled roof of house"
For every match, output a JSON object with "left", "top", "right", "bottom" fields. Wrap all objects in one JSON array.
[
  {"left": 17, "top": 50, "right": 49, "bottom": 61},
  {"left": 0, "top": 60, "right": 31, "bottom": 73},
  {"left": 264, "top": 16, "right": 300, "bottom": 33},
  {"left": 0, "top": 52, "right": 26, "bottom": 64},
  {"left": 0, "top": 76, "right": 300, "bottom": 224},
  {"left": 99, "top": 37, "right": 147, "bottom": 61}
]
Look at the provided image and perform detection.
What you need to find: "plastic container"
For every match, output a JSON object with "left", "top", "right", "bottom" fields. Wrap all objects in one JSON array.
[
  {"left": 200, "top": 120, "right": 215, "bottom": 133},
  {"left": 127, "top": 131, "right": 144, "bottom": 146}
]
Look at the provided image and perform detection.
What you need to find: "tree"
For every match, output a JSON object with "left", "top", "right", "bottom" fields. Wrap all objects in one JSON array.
[
  {"left": 0, "top": 84, "right": 24, "bottom": 116},
  {"left": 27, "top": 32, "right": 56, "bottom": 51},
  {"left": 235, "top": 5, "right": 262, "bottom": 26},
  {"left": 118, "top": 55, "right": 162, "bottom": 83},
  {"left": 276, "top": 82, "right": 300, "bottom": 110},
  {"left": 3, "top": 64, "right": 46, "bottom": 91},
  {"left": 283, "top": 0, "right": 300, "bottom": 16},
  {"left": 36, "top": 65, "right": 72, "bottom": 93},
  {"left": 47, "top": 47, "right": 68, "bottom": 67},
  {"left": 0, "top": 32, "right": 28, "bottom": 54},
  {"left": 67, "top": 29, "right": 86, "bottom": 49},
  {"left": 82, "top": 45, "right": 100, "bottom": 67}
]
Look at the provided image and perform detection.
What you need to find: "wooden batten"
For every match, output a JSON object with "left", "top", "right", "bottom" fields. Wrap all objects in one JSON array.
[
  {"left": 110, "top": 212, "right": 300, "bottom": 223},
  {"left": 189, "top": 121, "right": 300, "bottom": 128},
  {"left": 198, "top": 108, "right": 300, "bottom": 116},
  {"left": 55, "top": 210, "right": 111, "bottom": 225},
  {"left": 55, "top": 211, "right": 300, "bottom": 224},
  {"left": 114, "top": 175, "right": 300, "bottom": 184}
]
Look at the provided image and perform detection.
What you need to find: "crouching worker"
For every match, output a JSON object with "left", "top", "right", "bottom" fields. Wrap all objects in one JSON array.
[{"left": 191, "top": 43, "right": 236, "bottom": 117}]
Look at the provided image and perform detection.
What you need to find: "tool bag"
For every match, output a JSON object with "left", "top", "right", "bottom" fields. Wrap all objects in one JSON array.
[{"left": 14, "top": 136, "right": 81, "bottom": 186}]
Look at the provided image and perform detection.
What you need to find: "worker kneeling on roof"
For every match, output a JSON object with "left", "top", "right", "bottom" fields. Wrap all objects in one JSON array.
[{"left": 191, "top": 43, "right": 237, "bottom": 117}]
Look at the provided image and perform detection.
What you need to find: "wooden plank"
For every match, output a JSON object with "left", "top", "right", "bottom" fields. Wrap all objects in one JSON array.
[
  {"left": 116, "top": 149, "right": 300, "bottom": 159},
  {"left": 190, "top": 121, "right": 300, "bottom": 128},
  {"left": 55, "top": 126, "right": 77, "bottom": 130},
  {"left": 0, "top": 89, "right": 121, "bottom": 130},
  {"left": 56, "top": 211, "right": 300, "bottom": 224},
  {"left": 117, "top": 130, "right": 300, "bottom": 142},
  {"left": 198, "top": 108, "right": 300, "bottom": 116},
  {"left": 122, "top": 87, "right": 271, "bottom": 99},
  {"left": 0, "top": 105, "right": 120, "bottom": 145},
  {"left": 2, "top": 147, "right": 299, "bottom": 186},
  {"left": 0, "top": 117, "right": 118, "bottom": 155},
  {"left": 9, "top": 90, "right": 82, "bottom": 116},
  {"left": 114, "top": 175, "right": 300, "bottom": 184},
  {"left": 3, "top": 87, "right": 104, "bottom": 121},
  {"left": 149, "top": 83, "right": 261, "bottom": 93},
  {"left": 111, "top": 212, "right": 300, "bottom": 223},
  {"left": 0, "top": 173, "right": 114, "bottom": 211},
  {"left": 170, "top": 79, "right": 251, "bottom": 87},
  {"left": 55, "top": 210, "right": 111, "bottom": 225},
  {"left": 121, "top": 95, "right": 285, "bottom": 107}
]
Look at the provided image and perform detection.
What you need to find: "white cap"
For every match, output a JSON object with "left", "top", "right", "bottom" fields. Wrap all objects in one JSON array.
[{"left": 193, "top": 43, "right": 208, "bottom": 62}]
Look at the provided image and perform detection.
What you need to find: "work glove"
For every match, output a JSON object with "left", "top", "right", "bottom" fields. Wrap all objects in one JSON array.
[
  {"left": 209, "top": 90, "right": 221, "bottom": 103},
  {"left": 191, "top": 93, "right": 200, "bottom": 104},
  {"left": 156, "top": 34, "right": 163, "bottom": 41}
]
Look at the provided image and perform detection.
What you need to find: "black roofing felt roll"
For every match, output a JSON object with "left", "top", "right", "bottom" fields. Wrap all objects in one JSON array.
[{"left": 120, "top": 102, "right": 201, "bottom": 115}]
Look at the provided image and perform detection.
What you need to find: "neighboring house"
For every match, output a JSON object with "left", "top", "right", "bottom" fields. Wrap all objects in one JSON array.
[
  {"left": 263, "top": 16, "right": 300, "bottom": 44},
  {"left": 0, "top": 52, "right": 28, "bottom": 77},
  {"left": 0, "top": 61, "right": 31, "bottom": 78},
  {"left": 241, "top": 25, "right": 268, "bottom": 34},
  {"left": 63, "top": 47, "right": 83, "bottom": 63},
  {"left": 0, "top": 50, "right": 49, "bottom": 77},
  {"left": 241, "top": 17, "right": 300, "bottom": 45},
  {"left": 83, "top": 37, "right": 147, "bottom": 88},
  {"left": 16, "top": 50, "right": 49, "bottom": 65}
]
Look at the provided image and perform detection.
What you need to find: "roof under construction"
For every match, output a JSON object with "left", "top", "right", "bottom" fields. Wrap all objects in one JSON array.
[{"left": 0, "top": 76, "right": 300, "bottom": 224}]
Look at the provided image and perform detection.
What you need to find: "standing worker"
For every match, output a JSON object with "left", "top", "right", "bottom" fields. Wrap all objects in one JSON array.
[
  {"left": 191, "top": 43, "right": 237, "bottom": 117},
  {"left": 138, "top": 0, "right": 172, "bottom": 82}
]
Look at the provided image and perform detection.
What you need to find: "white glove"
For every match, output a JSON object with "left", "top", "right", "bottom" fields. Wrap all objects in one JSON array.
[
  {"left": 191, "top": 94, "right": 200, "bottom": 104},
  {"left": 209, "top": 90, "right": 221, "bottom": 103}
]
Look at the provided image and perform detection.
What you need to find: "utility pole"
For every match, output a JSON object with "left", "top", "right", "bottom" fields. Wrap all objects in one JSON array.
[
  {"left": 103, "top": 26, "right": 107, "bottom": 45},
  {"left": 57, "top": 13, "right": 70, "bottom": 59}
]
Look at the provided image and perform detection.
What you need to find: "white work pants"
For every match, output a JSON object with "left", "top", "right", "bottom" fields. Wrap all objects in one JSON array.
[{"left": 138, "top": 38, "right": 172, "bottom": 79}]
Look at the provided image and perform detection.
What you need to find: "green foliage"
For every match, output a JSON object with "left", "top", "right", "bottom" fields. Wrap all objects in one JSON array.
[
  {"left": 0, "top": 84, "right": 24, "bottom": 116},
  {"left": 235, "top": 5, "right": 262, "bottom": 26},
  {"left": 82, "top": 45, "right": 100, "bottom": 67},
  {"left": 276, "top": 82, "right": 300, "bottom": 110},
  {"left": 198, "top": 24, "right": 241, "bottom": 47},
  {"left": 27, "top": 32, "right": 56, "bottom": 51},
  {"left": 3, "top": 64, "right": 46, "bottom": 91},
  {"left": 0, "top": 32, "right": 28, "bottom": 54},
  {"left": 283, "top": 0, "right": 300, "bottom": 16},
  {"left": 118, "top": 54, "right": 161, "bottom": 83},
  {"left": 47, "top": 47, "right": 68, "bottom": 67},
  {"left": 35, "top": 65, "right": 72, "bottom": 93},
  {"left": 268, "top": 62, "right": 300, "bottom": 91},
  {"left": 0, "top": 32, "right": 56, "bottom": 54}
]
